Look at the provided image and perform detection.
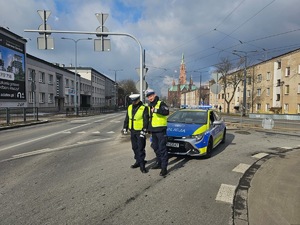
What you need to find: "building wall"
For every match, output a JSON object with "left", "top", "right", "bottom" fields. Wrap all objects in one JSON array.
[{"left": 215, "top": 49, "right": 300, "bottom": 114}]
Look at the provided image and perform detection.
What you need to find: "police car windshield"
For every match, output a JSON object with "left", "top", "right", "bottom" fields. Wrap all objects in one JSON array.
[{"left": 168, "top": 110, "right": 207, "bottom": 124}]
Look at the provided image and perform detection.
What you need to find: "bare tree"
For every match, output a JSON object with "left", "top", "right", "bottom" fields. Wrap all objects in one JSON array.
[
  {"left": 118, "top": 79, "right": 139, "bottom": 107},
  {"left": 215, "top": 57, "right": 244, "bottom": 113}
]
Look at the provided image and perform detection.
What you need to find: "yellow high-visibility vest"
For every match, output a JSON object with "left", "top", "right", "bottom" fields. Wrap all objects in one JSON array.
[
  {"left": 151, "top": 101, "right": 167, "bottom": 127},
  {"left": 128, "top": 104, "right": 146, "bottom": 130}
]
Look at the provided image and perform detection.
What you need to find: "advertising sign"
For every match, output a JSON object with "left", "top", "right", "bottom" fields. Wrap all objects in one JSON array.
[{"left": 0, "top": 33, "right": 26, "bottom": 100}]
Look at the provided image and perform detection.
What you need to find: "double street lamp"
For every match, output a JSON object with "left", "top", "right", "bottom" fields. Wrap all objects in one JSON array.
[
  {"left": 61, "top": 37, "right": 92, "bottom": 115},
  {"left": 233, "top": 50, "right": 257, "bottom": 116}
]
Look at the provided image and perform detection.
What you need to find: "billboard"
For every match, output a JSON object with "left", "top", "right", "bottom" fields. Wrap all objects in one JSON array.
[{"left": 0, "top": 33, "right": 26, "bottom": 100}]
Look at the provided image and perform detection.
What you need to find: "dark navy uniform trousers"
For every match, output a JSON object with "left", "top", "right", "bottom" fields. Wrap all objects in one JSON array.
[
  {"left": 130, "top": 131, "right": 146, "bottom": 164},
  {"left": 151, "top": 130, "right": 168, "bottom": 169}
]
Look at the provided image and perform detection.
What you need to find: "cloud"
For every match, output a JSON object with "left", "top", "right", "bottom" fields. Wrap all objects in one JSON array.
[{"left": 1, "top": 0, "right": 300, "bottom": 96}]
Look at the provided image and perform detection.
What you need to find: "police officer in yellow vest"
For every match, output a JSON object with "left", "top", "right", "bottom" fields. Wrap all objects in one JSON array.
[
  {"left": 123, "top": 94, "right": 149, "bottom": 173},
  {"left": 145, "top": 89, "right": 169, "bottom": 176}
]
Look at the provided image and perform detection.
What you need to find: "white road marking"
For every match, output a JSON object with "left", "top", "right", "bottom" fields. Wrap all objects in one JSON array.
[
  {"left": 92, "top": 131, "right": 100, "bottom": 134},
  {"left": 107, "top": 131, "right": 115, "bottom": 134},
  {"left": 62, "top": 131, "right": 71, "bottom": 134},
  {"left": 1, "top": 138, "right": 112, "bottom": 162},
  {"left": 232, "top": 163, "right": 251, "bottom": 173},
  {"left": 0, "top": 123, "right": 91, "bottom": 152},
  {"left": 281, "top": 147, "right": 293, "bottom": 150},
  {"left": 77, "top": 131, "right": 86, "bottom": 134},
  {"left": 216, "top": 184, "right": 236, "bottom": 204},
  {"left": 252, "top": 152, "right": 269, "bottom": 159},
  {"left": 110, "top": 120, "right": 121, "bottom": 123},
  {"left": 70, "top": 120, "right": 87, "bottom": 123}
]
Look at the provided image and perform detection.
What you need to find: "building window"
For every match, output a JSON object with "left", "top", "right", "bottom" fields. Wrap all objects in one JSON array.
[
  {"left": 266, "top": 103, "right": 270, "bottom": 112},
  {"left": 277, "top": 61, "right": 281, "bottom": 69},
  {"left": 266, "top": 72, "right": 271, "bottom": 81},
  {"left": 257, "top": 74, "right": 262, "bottom": 82},
  {"left": 65, "top": 78, "right": 69, "bottom": 87},
  {"left": 28, "top": 68, "right": 35, "bottom": 81},
  {"left": 237, "top": 87, "right": 240, "bottom": 92},
  {"left": 298, "top": 83, "right": 300, "bottom": 93},
  {"left": 48, "top": 74, "right": 53, "bottom": 84},
  {"left": 71, "top": 80, "right": 74, "bottom": 89},
  {"left": 247, "top": 77, "right": 251, "bottom": 85},
  {"left": 266, "top": 88, "right": 270, "bottom": 96},
  {"left": 28, "top": 91, "right": 34, "bottom": 103},
  {"left": 298, "top": 65, "right": 300, "bottom": 74},
  {"left": 39, "top": 92, "right": 45, "bottom": 103},
  {"left": 48, "top": 93, "right": 53, "bottom": 103},
  {"left": 284, "top": 104, "right": 289, "bottom": 113},
  {"left": 257, "top": 88, "right": 261, "bottom": 96},
  {"left": 298, "top": 104, "right": 300, "bottom": 113},
  {"left": 256, "top": 103, "right": 261, "bottom": 111},
  {"left": 285, "top": 67, "right": 290, "bottom": 76},
  {"left": 285, "top": 85, "right": 289, "bottom": 94},
  {"left": 65, "top": 95, "right": 69, "bottom": 104},
  {"left": 276, "top": 94, "right": 280, "bottom": 101},
  {"left": 247, "top": 90, "right": 251, "bottom": 97},
  {"left": 39, "top": 71, "right": 45, "bottom": 83}
]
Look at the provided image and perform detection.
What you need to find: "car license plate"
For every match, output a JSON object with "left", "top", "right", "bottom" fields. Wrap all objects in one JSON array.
[{"left": 166, "top": 142, "right": 179, "bottom": 148}]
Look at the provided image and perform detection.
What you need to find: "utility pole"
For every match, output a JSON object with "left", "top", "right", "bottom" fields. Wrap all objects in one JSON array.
[
  {"left": 109, "top": 69, "right": 123, "bottom": 107},
  {"left": 61, "top": 37, "right": 92, "bottom": 115},
  {"left": 233, "top": 50, "right": 257, "bottom": 116}
]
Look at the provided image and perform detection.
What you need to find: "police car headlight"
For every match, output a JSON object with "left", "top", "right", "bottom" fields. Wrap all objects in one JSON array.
[{"left": 192, "top": 134, "right": 204, "bottom": 142}]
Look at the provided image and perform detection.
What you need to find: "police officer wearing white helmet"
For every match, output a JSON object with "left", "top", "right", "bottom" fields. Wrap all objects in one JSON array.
[
  {"left": 145, "top": 89, "right": 169, "bottom": 176},
  {"left": 123, "top": 94, "right": 149, "bottom": 173}
]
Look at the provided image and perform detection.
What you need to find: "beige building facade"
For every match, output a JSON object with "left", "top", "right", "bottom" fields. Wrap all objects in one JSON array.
[{"left": 215, "top": 49, "right": 300, "bottom": 114}]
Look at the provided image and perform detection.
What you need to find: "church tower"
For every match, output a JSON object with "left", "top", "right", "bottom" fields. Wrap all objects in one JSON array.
[{"left": 179, "top": 53, "right": 186, "bottom": 85}]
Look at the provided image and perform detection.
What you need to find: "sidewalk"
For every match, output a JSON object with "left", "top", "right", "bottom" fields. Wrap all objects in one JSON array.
[{"left": 234, "top": 149, "right": 300, "bottom": 225}]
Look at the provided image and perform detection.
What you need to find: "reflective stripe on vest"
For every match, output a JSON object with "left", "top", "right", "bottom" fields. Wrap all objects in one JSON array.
[
  {"left": 128, "top": 104, "right": 145, "bottom": 130},
  {"left": 151, "top": 101, "right": 167, "bottom": 127}
]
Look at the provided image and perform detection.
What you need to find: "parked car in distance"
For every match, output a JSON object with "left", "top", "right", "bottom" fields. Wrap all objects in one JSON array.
[{"left": 166, "top": 109, "right": 226, "bottom": 158}]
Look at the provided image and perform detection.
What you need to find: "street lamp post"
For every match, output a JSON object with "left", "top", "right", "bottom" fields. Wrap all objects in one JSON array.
[
  {"left": 61, "top": 37, "right": 92, "bottom": 115},
  {"left": 233, "top": 50, "right": 257, "bottom": 116},
  {"left": 109, "top": 69, "right": 123, "bottom": 107}
]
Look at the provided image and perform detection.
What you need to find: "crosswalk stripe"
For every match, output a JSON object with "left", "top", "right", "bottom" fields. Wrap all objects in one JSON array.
[
  {"left": 232, "top": 163, "right": 251, "bottom": 173},
  {"left": 216, "top": 184, "right": 236, "bottom": 204},
  {"left": 252, "top": 152, "right": 269, "bottom": 159}
]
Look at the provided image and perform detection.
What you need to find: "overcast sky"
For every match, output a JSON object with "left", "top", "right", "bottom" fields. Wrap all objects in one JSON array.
[{"left": 1, "top": 0, "right": 299, "bottom": 96}]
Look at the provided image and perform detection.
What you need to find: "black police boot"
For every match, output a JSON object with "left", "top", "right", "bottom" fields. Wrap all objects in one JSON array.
[
  {"left": 130, "top": 162, "right": 139, "bottom": 169},
  {"left": 159, "top": 168, "right": 168, "bottom": 176},
  {"left": 152, "top": 162, "right": 161, "bottom": 169},
  {"left": 140, "top": 164, "right": 147, "bottom": 173}
]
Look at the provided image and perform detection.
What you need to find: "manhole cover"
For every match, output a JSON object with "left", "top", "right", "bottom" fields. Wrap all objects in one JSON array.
[{"left": 235, "top": 131, "right": 251, "bottom": 135}]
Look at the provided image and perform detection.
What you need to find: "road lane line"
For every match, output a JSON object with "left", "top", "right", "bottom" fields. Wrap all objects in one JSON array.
[
  {"left": 0, "top": 122, "right": 96, "bottom": 152},
  {"left": 1, "top": 138, "right": 112, "bottom": 162}
]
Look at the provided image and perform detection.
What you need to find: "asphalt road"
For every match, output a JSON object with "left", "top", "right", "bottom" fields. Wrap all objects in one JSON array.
[{"left": 0, "top": 113, "right": 299, "bottom": 225}]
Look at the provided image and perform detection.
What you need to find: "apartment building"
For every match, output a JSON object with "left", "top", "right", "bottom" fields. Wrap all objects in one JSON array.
[{"left": 216, "top": 48, "right": 300, "bottom": 114}]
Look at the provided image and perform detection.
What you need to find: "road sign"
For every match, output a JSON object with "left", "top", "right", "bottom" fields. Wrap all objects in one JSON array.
[
  {"left": 37, "top": 10, "right": 51, "bottom": 21},
  {"left": 94, "top": 38, "right": 111, "bottom": 51},
  {"left": 136, "top": 80, "right": 148, "bottom": 91},
  {"left": 210, "top": 84, "right": 222, "bottom": 94},
  {"left": 95, "top": 13, "right": 108, "bottom": 25}
]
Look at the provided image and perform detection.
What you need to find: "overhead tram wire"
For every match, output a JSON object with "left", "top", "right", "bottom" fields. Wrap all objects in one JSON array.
[{"left": 212, "top": 0, "right": 276, "bottom": 48}]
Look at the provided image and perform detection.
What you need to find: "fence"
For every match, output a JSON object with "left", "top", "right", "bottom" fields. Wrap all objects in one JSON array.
[{"left": 0, "top": 106, "right": 120, "bottom": 126}]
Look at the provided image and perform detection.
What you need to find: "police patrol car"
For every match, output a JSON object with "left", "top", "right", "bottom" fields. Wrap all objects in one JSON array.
[{"left": 166, "top": 105, "right": 226, "bottom": 158}]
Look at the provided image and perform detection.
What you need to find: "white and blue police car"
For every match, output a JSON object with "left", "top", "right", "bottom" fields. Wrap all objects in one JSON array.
[{"left": 166, "top": 107, "right": 226, "bottom": 158}]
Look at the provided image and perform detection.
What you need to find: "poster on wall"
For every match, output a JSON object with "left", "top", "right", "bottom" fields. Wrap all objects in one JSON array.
[{"left": 0, "top": 33, "right": 26, "bottom": 100}]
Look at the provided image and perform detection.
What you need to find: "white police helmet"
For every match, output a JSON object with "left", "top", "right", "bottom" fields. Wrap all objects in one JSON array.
[
  {"left": 129, "top": 94, "right": 140, "bottom": 101},
  {"left": 145, "top": 89, "right": 155, "bottom": 97}
]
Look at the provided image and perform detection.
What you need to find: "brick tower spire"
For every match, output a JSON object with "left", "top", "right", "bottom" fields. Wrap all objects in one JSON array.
[{"left": 179, "top": 53, "right": 186, "bottom": 85}]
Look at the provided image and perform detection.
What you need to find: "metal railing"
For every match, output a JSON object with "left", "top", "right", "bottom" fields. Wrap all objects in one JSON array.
[{"left": 0, "top": 106, "right": 122, "bottom": 126}]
